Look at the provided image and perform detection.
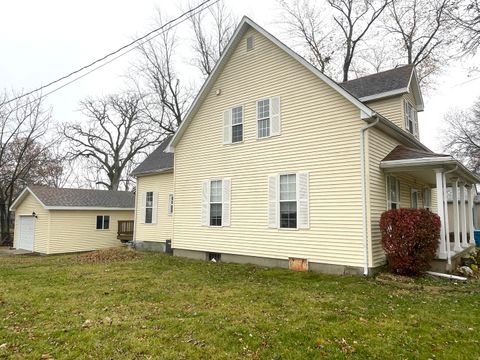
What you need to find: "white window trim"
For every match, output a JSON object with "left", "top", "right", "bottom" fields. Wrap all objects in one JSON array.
[
  {"left": 95, "top": 215, "right": 110, "bottom": 231},
  {"left": 411, "top": 188, "right": 419, "bottom": 208},
  {"left": 223, "top": 105, "right": 244, "bottom": 145},
  {"left": 256, "top": 98, "right": 271, "bottom": 139},
  {"left": 386, "top": 175, "right": 401, "bottom": 210},
  {"left": 144, "top": 191, "right": 155, "bottom": 224},
  {"left": 209, "top": 179, "right": 223, "bottom": 227},
  {"left": 279, "top": 173, "right": 298, "bottom": 230},
  {"left": 404, "top": 100, "right": 418, "bottom": 137}
]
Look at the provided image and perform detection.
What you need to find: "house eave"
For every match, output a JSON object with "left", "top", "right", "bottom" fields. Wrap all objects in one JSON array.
[
  {"left": 132, "top": 168, "right": 174, "bottom": 178},
  {"left": 45, "top": 207, "right": 135, "bottom": 211},
  {"left": 360, "top": 88, "right": 409, "bottom": 102}
]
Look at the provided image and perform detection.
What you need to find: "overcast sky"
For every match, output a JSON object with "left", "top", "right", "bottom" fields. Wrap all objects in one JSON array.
[{"left": 1, "top": 0, "right": 479, "bottom": 154}]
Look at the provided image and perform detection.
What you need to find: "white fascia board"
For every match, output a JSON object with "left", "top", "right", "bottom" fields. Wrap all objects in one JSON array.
[
  {"left": 407, "top": 69, "right": 425, "bottom": 111},
  {"left": 360, "top": 88, "right": 409, "bottom": 102},
  {"left": 167, "top": 16, "right": 374, "bottom": 152},
  {"left": 9, "top": 187, "right": 48, "bottom": 211},
  {"left": 133, "top": 168, "right": 173, "bottom": 178},
  {"left": 46, "top": 207, "right": 135, "bottom": 211},
  {"left": 380, "top": 157, "right": 455, "bottom": 168}
]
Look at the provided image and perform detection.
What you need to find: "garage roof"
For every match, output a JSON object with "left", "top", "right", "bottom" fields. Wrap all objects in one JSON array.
[{"left": 10, "top": 186, "right": 135, "bottom": 211}]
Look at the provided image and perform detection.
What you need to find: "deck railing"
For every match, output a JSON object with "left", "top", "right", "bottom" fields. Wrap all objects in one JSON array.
[{"left": 117, "top": 220, "right": 134, "bottom": 242}]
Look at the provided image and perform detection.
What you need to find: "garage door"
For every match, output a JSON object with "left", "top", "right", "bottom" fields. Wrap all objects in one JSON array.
[{"left": 18, "top": 216, "right": 35, "bottom": 251}]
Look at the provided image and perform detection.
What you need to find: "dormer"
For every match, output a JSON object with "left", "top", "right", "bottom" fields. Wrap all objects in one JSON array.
[{"left": 340, "top": 65, "right": 424, "bottom": 140}]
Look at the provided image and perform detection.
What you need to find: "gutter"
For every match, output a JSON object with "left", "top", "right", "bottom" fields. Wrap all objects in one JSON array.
[{"left": 360, "top": 115, "right": 380, "bottom": 276}]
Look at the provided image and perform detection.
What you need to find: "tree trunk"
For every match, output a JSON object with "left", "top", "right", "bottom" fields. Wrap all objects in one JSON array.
[{"left": 0, "top": 202, "right": 12, "bottom": 246}]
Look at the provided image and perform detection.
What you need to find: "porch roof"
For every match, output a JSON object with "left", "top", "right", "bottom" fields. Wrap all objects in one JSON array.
[{"left": 380, "top": 145, "right": 480, "bottom": 186}]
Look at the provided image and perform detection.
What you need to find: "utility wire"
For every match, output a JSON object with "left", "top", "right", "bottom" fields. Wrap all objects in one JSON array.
[{"left": 3, "top": 0, "right": 214, "bottom": 106}]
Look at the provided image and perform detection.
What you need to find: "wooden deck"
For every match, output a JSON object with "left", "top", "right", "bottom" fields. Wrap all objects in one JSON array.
[{"left": 117, "top": 220, "right": 134, "bottom": 242}]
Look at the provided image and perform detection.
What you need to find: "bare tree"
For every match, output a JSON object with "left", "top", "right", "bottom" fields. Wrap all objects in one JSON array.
[
  {"left": 278, "top": 0, "right": 337, "bottom": 74},
  {"left": 450, "top": 0, "right": 480, "bottom": 55},
  {"left": 443, "top": 98, "right": 480, "bottom": 172},
  {"left": 385, "top": 0, "right": 456, "bottom": 84},
  {"left": 133, "top": 12, "right": 192, "bottom": 134},
  {"left": 328, "top": 0, "right": 390, "bottom": 82},
  {"left": 0, "top": 91, "right": 57, "bottom": 244},
  {"left": 63, "top": 93, "right": 165, "bottom": 191},
  {"left": 189, "top": 0, "right": 237, "bottom": 76}
]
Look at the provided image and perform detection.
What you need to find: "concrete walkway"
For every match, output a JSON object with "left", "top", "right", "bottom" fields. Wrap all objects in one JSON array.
[{"left": 0, "top": 247, "right": 33, "bottom": 256}]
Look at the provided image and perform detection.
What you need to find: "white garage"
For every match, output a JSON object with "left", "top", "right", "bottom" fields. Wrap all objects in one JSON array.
[{"left": 17, "top": 216, "right": 35, "bottom": 251}]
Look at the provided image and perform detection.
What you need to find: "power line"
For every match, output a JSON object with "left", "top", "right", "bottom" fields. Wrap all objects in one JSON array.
[{"left": 3, "top": 0, "right": 215, "bottom": 106}]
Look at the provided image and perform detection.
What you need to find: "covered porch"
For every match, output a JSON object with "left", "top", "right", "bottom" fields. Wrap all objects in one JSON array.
[{"left": 381, "top": 146, "right": 480, "bottom": 270}]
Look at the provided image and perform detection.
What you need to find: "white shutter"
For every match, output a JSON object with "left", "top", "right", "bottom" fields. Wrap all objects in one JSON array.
[
  {"left": 201, "top": 180, "right": 210, "bottom": 226},
  {"left": 151, "top": 192, "right": 158, "bottom": 224},
  {"left": 414, "top": 111, "right": 419, "bottom": 137},
  {"left": 223, "top": 109, "right": 232, "bottom": 144},
  {"left": 140, "top": 192, "right": 146, "bottom": 224},
  {"left": 222, "top": 179, "right": 231, "bottom": 227},
  {"left": 270, "top": 96, "right": 281, "bottom": 136},
  {"left": 268, "top": 175, "right": 279, "bottom": 228},
  {"left": 297, "top": 172, "right": 310, "bottom": 229}
]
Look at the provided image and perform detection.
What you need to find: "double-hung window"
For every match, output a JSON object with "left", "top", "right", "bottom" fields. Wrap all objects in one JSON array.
[
  {"left": 168, "top": 193, "right": 174, "bottom": 216},
  {"left": 210, "top": 180, "right": 223, "bottom": 226},
  {"left": 387, "top": 176, "right": 400, "bottom": 209},
  {"left": 145, "top": 191, "right": 154, "bottom": 223},
  {"left": 405, "top": 101, "right": 417, "bottom": 136},
  {"left": 223, "top": 106, "right": 243, "bottom": 144},
  {"left": 257, "top": 99, "right": 270, "bottom": 138},
  {"left": 279, "top": 174, "right": 297, "bottom": 229},
  {"left": 268, "top": 173, "right": 309, "bottom": 230},
  {"left": 96, "top": 215, "right": 110, "bottom": 230},
  {"left": 202, "top": 179, "right": 231, "bottom": 227},
  {"left": 411, "top": 189, "right": 419, "bottom": 208},
  {"left": 423, "top": 188, "right": 431, "bottom": 210}
]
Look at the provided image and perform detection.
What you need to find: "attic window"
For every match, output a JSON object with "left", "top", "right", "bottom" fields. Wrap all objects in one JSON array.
[{"left": 246, "top": 36, "right": 254, "bottom": 51}]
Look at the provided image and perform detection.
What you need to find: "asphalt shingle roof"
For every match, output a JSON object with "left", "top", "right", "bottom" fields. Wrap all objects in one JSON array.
[
  {"left": 339, "top": 65, "right": 414, "bottom": 99},
  {"left": 28, "top": 186, "right": 135, "bottom": 208},
  {"left": 131, "top": 136, "right": 174, "bottom": 177},
  {"left": 382, "top": 145, "right": 447, "bottom": 162}
]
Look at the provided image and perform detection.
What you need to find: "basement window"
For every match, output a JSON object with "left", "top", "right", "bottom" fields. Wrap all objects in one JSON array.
[{"left": 208, "top": 252, "right": 221, "bottom": 262}]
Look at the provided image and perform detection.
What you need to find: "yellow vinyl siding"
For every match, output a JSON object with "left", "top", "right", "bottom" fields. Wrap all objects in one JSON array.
[
  {"left": 173, "top": 28, "right": 366, "bottom": 267},
  {"left": 366, "top": 128, "right": 433, "bottom": 267},
  {"left": 367, "top": 97, "right": 404, "bottom": 129},
  {"left": 134, "top": 172, "right": 174, "bottom": 243},
  {"left": 48, "top": 210, "right": 133, "bottom": 254},
  {"left": 13, "top": 193, "right": 49, "bottom": 253}
]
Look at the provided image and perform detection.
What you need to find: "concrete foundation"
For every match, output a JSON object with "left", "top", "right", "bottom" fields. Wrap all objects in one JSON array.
[
  {"left": 430, "top": 244, "right": 476, "bottom": 273},
  {"left": 135, "top": 241, "right": 166, "bottom": 253},
  {"left": 173, "top": 248, "right": 382, "bottom": 276}
]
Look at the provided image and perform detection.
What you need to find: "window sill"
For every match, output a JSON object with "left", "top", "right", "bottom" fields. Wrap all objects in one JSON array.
[{"left": 224, "top": 141, "right": 244, "bottom": 145}]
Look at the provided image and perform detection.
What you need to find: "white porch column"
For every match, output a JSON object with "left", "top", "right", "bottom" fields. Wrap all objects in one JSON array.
[
  {"left": 443, "top": 173, "right": 451, "bottom": 258},
  {"left": 467, "top": 185, "right": 475, "bottom": 245},
  {"left": 452, "top": 179, "right": 462, "bottom": 252},
  {"left": 460, "top": 182, "right": 468, "bottom": 248},
  {"left": 435, "top": 169, "right": 447, "bottom": 259}
]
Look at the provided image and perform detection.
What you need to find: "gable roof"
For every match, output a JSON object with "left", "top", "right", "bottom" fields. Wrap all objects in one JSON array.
[
  {"left": 131, "top": 136, "right": 174, "bottom": 177},
  {"left": 167, "top": 16, "right": 375, "bottom": 152},
  {"left": 10, "top": 186, "right": 135, "bottom": 211},
  {"left": 382, "top": 145, "right": 449, "bottom": 162},
  {"left": 340, "top": 65, "right": 413, "bottom": 100},
  {"left": 340, "top": 65, "right": 424, "bottom": 110}
]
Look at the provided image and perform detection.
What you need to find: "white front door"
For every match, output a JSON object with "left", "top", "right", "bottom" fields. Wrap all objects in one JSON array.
[{"left": 18, "top": 216, "right": 35, "bottom": 251}]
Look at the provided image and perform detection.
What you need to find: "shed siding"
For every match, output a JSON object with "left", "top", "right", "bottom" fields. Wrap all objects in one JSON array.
[
  {"left": 48, "top": 210, "right": 134, "bottom": 254},
  {"left": 12, "top": 193, "right": 49, "bottom": 253},
  {"left": 173, "top": 28, "right": 366, "bottom": 267},
  {"left": 134, "top": 172, "right": 174, "bottom": 243}
]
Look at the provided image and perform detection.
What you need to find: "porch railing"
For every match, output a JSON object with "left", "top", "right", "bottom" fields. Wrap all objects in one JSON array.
[{"left": 117, "top": 220, "right": 134, "bottom": 242}]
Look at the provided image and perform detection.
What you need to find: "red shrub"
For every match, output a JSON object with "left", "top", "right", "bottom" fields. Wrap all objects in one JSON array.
[{"left": 379, "top": 208, "right": 441, "bottom": 276}]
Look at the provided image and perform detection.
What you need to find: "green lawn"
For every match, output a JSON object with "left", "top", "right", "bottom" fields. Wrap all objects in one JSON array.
[{"left": 0, "top": 249, "right": 479, "bottom": 359}]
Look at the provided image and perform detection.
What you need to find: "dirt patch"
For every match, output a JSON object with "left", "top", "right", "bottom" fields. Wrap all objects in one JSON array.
[{"left": 75, "top": 248, "right": 143, "bottom": 264}]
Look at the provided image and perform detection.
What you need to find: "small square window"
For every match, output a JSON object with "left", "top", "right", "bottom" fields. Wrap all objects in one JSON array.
[{"left": 96, "top": 215, "right": 110, "bottom": 230}]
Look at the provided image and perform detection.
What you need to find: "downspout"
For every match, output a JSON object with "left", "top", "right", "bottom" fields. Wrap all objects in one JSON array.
[
  {"left": 444, "top": 165, "right": 458, "bottom": 267},
  {"left": 360, "top": 116, "right": 380, "bottom": 276}
]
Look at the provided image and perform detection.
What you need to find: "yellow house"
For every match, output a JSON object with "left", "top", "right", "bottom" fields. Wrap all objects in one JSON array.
[
  {"left": 142, "top": 17, "right": 479, "bottom": 274},
  {"left": 10, "top": 186, "right": 134, "bottom": 254},
  {"left": 131, "top": 137, "right": 174, "bottom": 252}
]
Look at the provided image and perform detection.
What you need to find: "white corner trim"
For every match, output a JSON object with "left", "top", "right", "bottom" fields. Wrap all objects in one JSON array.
[{"left": 167, "top": 16, "right": 374, "bottom": 152}]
